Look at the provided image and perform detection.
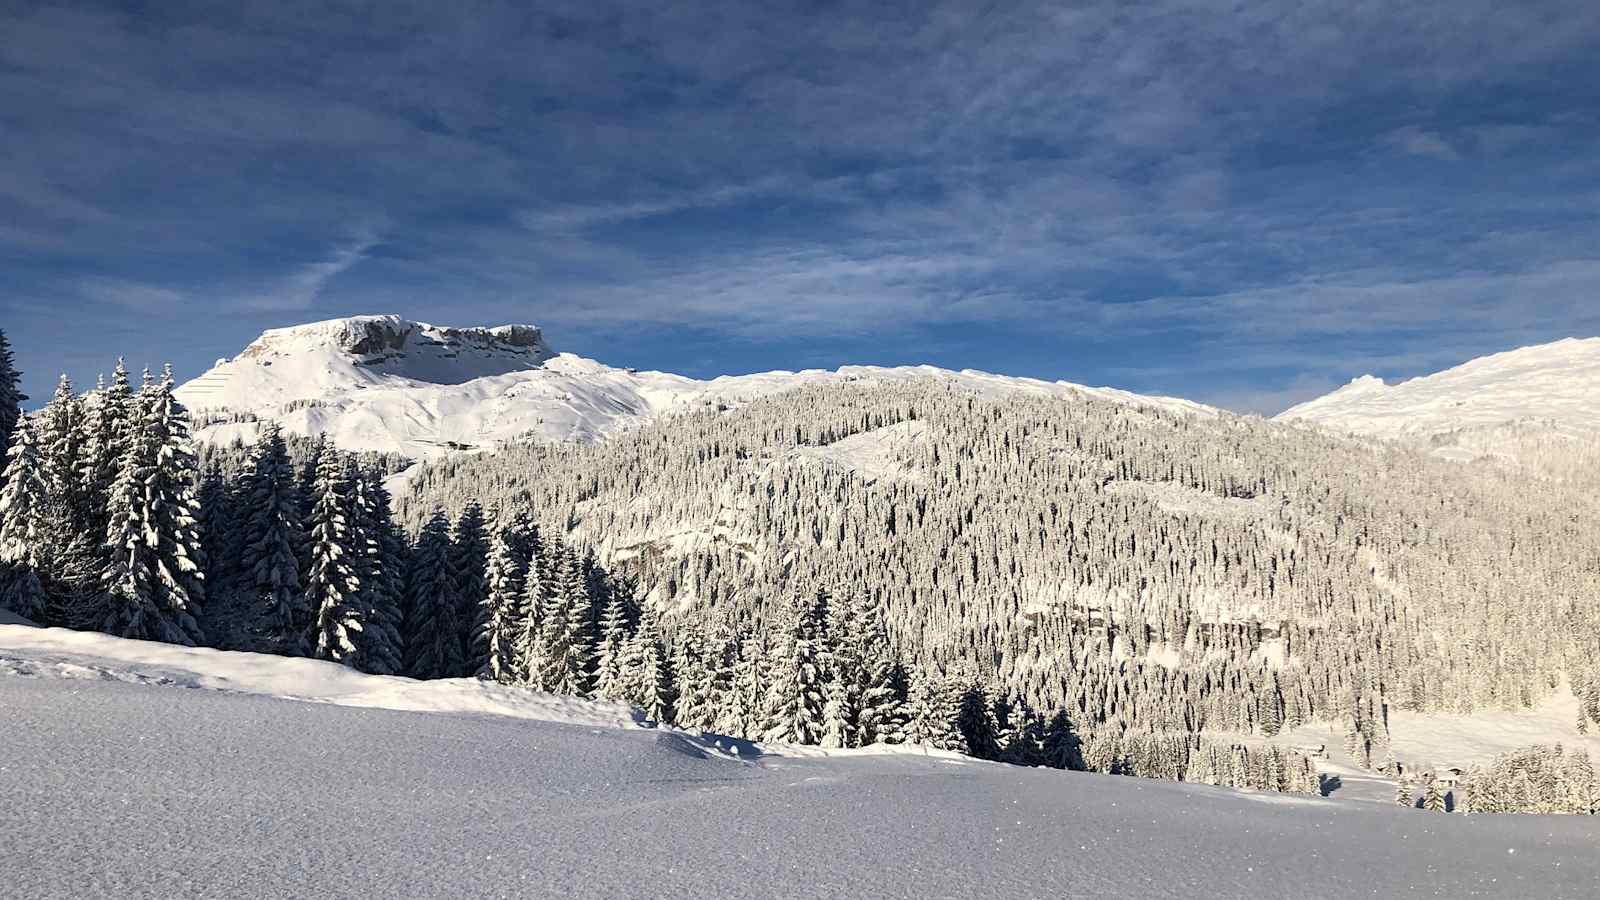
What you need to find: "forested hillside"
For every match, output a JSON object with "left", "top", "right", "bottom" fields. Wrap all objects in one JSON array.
[{"left": 399, "top": 380, "right": 1600, "bottom": 767}]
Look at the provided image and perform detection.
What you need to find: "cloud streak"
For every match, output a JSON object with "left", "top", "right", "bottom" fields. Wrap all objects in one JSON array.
[{"left": 241, "top": 232, "right": 383, "bottom": 313}]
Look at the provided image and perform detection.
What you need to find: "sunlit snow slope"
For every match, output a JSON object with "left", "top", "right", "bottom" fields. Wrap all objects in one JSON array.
[
  {"left": 1278, "top": 337, "right": 1600, "bottom": 441},
  {"left": 4, "top": 625, "right": 1598, "bottom": 900},
  {"left": 175, "top": 315, "right": 1214, "bottom": 457}
]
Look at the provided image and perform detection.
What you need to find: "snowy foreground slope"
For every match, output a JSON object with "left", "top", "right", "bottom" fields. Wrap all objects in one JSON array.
[
  {"left": 174, "top": 315, "right": 1213, "bottom": 457},
  {"left": 5, "top": 626, "right": 1599, "bottom": 899},
  {"left": 1278, "top": 336, "right": 1600, "bottom": 442}
]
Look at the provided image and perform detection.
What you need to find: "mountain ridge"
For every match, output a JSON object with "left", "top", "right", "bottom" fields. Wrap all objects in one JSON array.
[
  {"left": 175, "top": 314, "right": 1217, "bottom": 457},
  {"left": 1277, "top": 336, "right": 1600, "bottom": 440}
]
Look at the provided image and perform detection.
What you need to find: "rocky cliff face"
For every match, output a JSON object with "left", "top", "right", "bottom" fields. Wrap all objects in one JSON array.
[{"left": 239, "top": 316, "right": 550, "bottom": 365}]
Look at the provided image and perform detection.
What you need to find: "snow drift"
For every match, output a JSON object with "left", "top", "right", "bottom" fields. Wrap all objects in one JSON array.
[{"left": 3, "top": 626, "right": 1598, "bottom": 899}]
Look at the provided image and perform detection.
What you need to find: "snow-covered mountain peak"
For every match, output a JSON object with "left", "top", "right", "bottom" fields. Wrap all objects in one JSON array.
[
  {"left": 176, "top": 314, "right": 1217, "bottom": 459},
  {"left": 1277, "top": 336, "right": 1600, "bottom": 443},
  {"left": 1338, "top": 374, "right": 1387, "bottom": 393}
]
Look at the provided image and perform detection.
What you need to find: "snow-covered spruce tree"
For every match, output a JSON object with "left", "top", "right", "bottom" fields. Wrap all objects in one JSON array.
[
  {"left": 762, "top": 592, "right": 830, "bottom": 745},
  {"left": 512, "top": 534, "right": 549, "bottom": 685},
  {"left": 305, "top": 451, "right": 363, "bottom": 664},
  {"left": 350, "top": 467, "right": 405, "bottom": 676},
  {"left": 1421, "top": 777, "right": 1446, "bottom": 812},
  {"left": 229, "top": 424, "right": 307, "bottom": 654},
  {"left": 849, "top": 595, "right": 907, "bottom": 746},
  {"left": 403, "top": 510, "right": 465, "bottom": 679},
  {"left": 820, "top": 676, "right": 855, "bottom": 749},
  {"left": 1395, "top": 776, "right": 1414, "bottom": 809},
  {"left": 1041, "top": 710, "right": 1083, "bottom": 770},
  {"left": 955, "top": 679, "right": 1002, "bottom": 761},
  {"left": 717, "top": 631, "right": 767, "bottom": 739},
  {"left": 1000, "top": 699, "right": 1050, "bottom": 767},
  {"left": 0, "top": 328, "right": 22, "bottom": 496},
  {"left": 704, "top": 626, "right": 737, "bottom": 731},
  {"left": 0, "top": 416, "right": 47, "bottom": 567},
  {"left": 625, "top": 604, "right": 673, "bottom": 722},
  {"left": 822, "top": 597, "right": 861, "bottom": 748},
  {"left": 450, "top": 501, "right": 489, "bottom": 676},
  {"left": 476, "top": 509, "right": 530, "bottom": 682},
  {"left": 195, "top": 460, "right": 235, "bottom": 630},
  {"left": 533, "top": 544, "right": 592, "bottom": 696},
  {"left": 38, "top": 376, "right": 87, "bottom": 515},
  {"left": 0, "top": 416, "right": 48, "bottom": 620},
  {"left": 1581, "top": 678, "right": 1600, "bottom": 735},
  {"left": 33, "top": 375, "right": 100, "bottom": 625},
  {"left": 297, "top": 435, "right": 327, "bottom": 537},
  {"left": 671, "top": 620, "right": 716, "bottom": 731},
  {"left": 591, "top": 578, "right": 632, "bottom": 701},
  {"left": 99, "top": 367, "right": 207, "bottom": 645},
  {"left": 904, "top": 671, "right": 965, "bottom": 753},
  {"left": 80, "top": 361, "right": 133, "bottom": 550}
]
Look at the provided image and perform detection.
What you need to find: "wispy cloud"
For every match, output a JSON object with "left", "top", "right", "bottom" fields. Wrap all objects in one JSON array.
[
  {"left": 239, "top": 232, "right": 382, "bottom": 313},
  {"left": 1381, "top": 127, "right": 1461, "bottom": 161},
  {"left": 2, "top": 1, "right": 1598, "bottom": 407},
  {"left": 74, "top": 277, "right": 187, "bottom": 311}
]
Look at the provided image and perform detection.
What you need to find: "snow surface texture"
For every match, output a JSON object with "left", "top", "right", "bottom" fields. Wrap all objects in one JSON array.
[
  {"left": 175, "top": 315, "right": 1215, "bottom": 457},
  {"left": 5, "top": 627, "right": 1600, "bottom": 899},
  {"left": 1278, "top": 337, "right": 1600, "bottom": 442}
]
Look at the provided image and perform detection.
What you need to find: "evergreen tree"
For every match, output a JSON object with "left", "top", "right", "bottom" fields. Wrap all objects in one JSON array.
[
  {"left": 38, "top": 376, "right": 87, "bottom": 515},
  {"left": 820, "top": 676, "right": 854, "bottom": 749},
  {"left": 512, "top": 537, "right": 549, "bottom": 685},
  {"left": 956, "top": 680, "right": 1001, "bottom": 760},
  {"left": 671, "top": 621, "right": 715, "bottom": 730},
  {"left": 232, "top": 425, "right": 306, "bottom": 654},
  {"left": 80, "top": 362, "right": 132, "bottom": 547},
  {"left": 1042, "top": 710, "right": 1083, "bottom": 770},
  {"left": 625, "top": 604, "right": 673, "bottom": 722},
  {"left": 450, "top": 501, "right": 490, "bottom": 675},
  {"left": 297, "top": 436, "right": 327, "bottom": 534},
  {"left": 0, "top": 329, "right": 23, "bottom": 496},
  {"left": 0, "top": 416, "right": 47, "bottom": 570},
  {"left": 476, "top": 509, "right": 529, "bottom": 682},
  {"left": 194, "top": 460, "right": 235, "bottom": 638},
  {"left": 1422, "top": 777, "right": 1446, "bottom": 812},
  {"left": 762, "top": 592, "right": 830, "bottom": 745},
  {"left": 851, "top": 597, "right": 906, "bottom": 745},
  {"left": 99, "top": 367, "right": 207, "bottom": 645},
  {"left": 1395, "top": 775, "right": 1414, "bottom": 809},
  {"left": 905, "top": 672, "right": 965, "bottom": 753},
  {"left": 718, "top": 631, "right": 767, "bottom": 739},
  {"left": 0, "top": 417, "right": 48, "bottom": 620},
  {"left": 34, "top": 376, "right": 99, "bottom": 625},
  {"left": 305, "top": 450, "right": 362, "bottom": 664},
  {"left": 533, "top": 545, "right": 592, "bottom": 696},
  {"left": 591, "top": 579, "right": 632, "bottom": 701},
  {"left": 350, "top": 468, "right": 405, "bottom": 676},
  {"left": 403, "top": 510, "right": 464, "bottom": 679}
]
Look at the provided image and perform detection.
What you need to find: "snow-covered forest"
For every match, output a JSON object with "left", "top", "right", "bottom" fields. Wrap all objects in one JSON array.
[{"left": 2, "top": 327, "right": 1598, "bottom": 812}]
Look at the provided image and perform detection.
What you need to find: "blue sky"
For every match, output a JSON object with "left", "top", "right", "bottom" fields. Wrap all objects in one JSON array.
[{"left": 3, "top": 1, "right": 1599, "bottom": 413}]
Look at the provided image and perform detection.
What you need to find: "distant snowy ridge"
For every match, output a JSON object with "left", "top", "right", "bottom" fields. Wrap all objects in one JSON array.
[
  {"left": 1277, "top": 336, "right": 1600, "bottom": 441},
  {"left": 176, "top": 315, "right": 1216, "bottom": 457}
]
